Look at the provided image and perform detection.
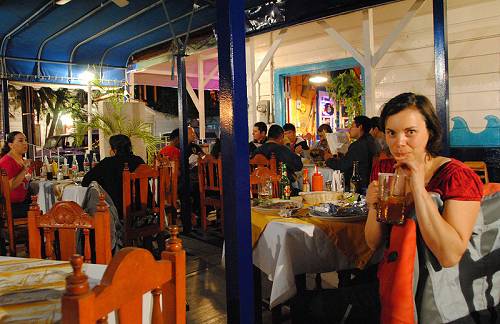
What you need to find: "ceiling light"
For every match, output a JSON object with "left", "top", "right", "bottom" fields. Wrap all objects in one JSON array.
[
  {"left": 309, "top": 75, "right": 328, "bottom": 84},
  {"left": 79, "top": 70, "right": 95, "bottom": 84},
  {"left": 55, "top": 0, "right": 72, "bottom": 5}
]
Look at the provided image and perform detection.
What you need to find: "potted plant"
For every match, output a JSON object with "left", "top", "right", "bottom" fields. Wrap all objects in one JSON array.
[{"left": 326, "top": 69, "right": 363, "bottom": 123}]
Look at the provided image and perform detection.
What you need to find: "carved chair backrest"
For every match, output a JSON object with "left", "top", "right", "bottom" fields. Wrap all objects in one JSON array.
[
  {"left": 122, "top": 163, "right": 166, "bottom": 244},
  {"left": 62, "top": 227, "right": 186, "bottom": 324},
  {"left": 249, "top": 153, "right": 278, "bottom": 174},
  {"left": 27, "top": 195, "right": 112, "bottom": 264}
]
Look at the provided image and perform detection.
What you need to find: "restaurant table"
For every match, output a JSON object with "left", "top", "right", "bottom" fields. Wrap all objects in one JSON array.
[
  {"left": 251, "top": 209, "right": 382, "bottom": 309},
  {"left": 0, "top": 256, "right": 152, "bottom": 323},
  {"left": 33, "top": 180, "right": 88, "bottom": 213}
]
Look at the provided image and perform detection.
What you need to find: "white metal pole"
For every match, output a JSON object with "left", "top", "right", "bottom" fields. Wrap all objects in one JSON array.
[{"left": 87, "top": 83, "right": 92, "bottom": 153}]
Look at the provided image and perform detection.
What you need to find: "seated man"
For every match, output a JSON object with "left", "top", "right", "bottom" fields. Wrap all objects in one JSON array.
[
  {"left": 252, "top": 124, "right": 303, "bottom": 178},
  {"left": 369, "top": 116, "right": 389, "bottom": 157},
  {"left": 283, "top": 123, "right": 309, "bottom": 156},
  {"left": 159, "top": 128, "right": 181, "bottom": 160},
  {"left": 249, "top": 122, "right": 267, "bottom": 156},
  {"left": 310, "top": 124, "right": 333, "bottom": 162},
  {"left": 325, "top": 116, "right": 376, "bottom": 192}
]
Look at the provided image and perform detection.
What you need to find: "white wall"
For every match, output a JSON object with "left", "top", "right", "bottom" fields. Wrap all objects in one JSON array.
[{"left": 248, "top": 0, "right": 500, "bottom": 138}]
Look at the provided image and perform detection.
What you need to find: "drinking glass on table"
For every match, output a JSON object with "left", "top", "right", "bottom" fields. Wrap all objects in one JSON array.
[
  {"left": 258, "top": 176, "right": 273, "bottom": 202},
  {"left": 377, "top": 172, "right": 407, "bottom": 224}
]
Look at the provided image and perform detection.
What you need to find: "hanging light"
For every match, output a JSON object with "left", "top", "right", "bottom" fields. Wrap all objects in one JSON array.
[
  {"left": 55, "top": 0, "right": 72, "bottom": 5},
  {"left": 309, "top": 74, "right": 328, "bottom": 84},
  {"left": 79, "top": 70, "right": 95, "bottom": 84}
]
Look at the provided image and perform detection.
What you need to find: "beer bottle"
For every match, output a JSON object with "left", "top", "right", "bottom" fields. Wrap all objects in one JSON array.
[
  {"left": 83, "top": 154, "right": 90, "bottom": 173},
  {"left": 71, "top": 154, "right": 79, "bottom": 177},
  {"left": 350, "top": 160, "right": 361, "bottom": 194},
  {"left": 279, "top": 162, "right": 291, "bottom": 200},
  {"left": 302, "top": 169, "right": 310, "bottom": 192}
]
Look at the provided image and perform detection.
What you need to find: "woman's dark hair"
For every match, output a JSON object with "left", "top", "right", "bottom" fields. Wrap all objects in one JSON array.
[
  {"left": 317, "top": 124, "right": 333, "bottom": 134},
  {"left": 109, "top": 134, "right": 133, "bottom": 157},
  {"left": 380, "top": 92, "right": 442, "bottom": 156},
  {"left": 1, "top": 131, "right": 23, "bottom": 157}
]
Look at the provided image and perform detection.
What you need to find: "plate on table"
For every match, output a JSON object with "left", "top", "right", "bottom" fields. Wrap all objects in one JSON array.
[
  {"left": 308, "top": 202, "right": 367, "bottom": 222},
  {"left": 252, "top": 199, "right": 303, "bottom": 216}
]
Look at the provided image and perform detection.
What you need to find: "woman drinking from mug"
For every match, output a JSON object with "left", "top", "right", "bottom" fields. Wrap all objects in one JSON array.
[
  {"left": 0, "top": 131, "right": 33, "bottom": 217},
  {"left": 364, "top": 93, "right": 487, "bottom": 323}
]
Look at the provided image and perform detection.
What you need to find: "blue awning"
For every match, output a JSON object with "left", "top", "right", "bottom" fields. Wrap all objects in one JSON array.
[{"left": 0, "top": 0, "right": 219, "bottom": 86}]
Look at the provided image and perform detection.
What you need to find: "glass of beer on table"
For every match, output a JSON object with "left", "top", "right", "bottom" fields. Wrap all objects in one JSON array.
[{"left": 377, "top": 172, "right": 406, "bottom": 224}]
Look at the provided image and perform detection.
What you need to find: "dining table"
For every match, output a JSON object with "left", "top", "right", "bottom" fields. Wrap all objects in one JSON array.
[
  {"left": 31, "top": 179, "right": 88, "bottom": 213},
  {"left": 251, "top": 205, "right": 381, "bottom": 310},
  {"left": 0, "top": 256, "right": 152, "bottom": 323}
]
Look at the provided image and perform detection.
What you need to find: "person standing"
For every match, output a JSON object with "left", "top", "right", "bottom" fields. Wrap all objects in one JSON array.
[
  {"left": 249, "top": 122, "right": 267, "bottom": 155},
  {"left": 159, "top": 128, "right": 181, "bottom": 160},
  {"left": 324, "top": 116, "right": 376, "bottom": 192},
  {"left": 0, "top": 131, "right": 32, "bottom": 217},
  {"left": 283, "top": 123, "right": 309, "bottom": 156}
]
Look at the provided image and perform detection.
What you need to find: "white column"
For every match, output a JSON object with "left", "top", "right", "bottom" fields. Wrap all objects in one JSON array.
[
  {"left": 363, "top": 9, "right": 376, "bottom": 117},
  {"left": 246, "top": 38, "right": 256, "bottom": 135},
  {"left": 198, "top": 56, "right": 206, "bottom": 140},
  {"left": 87, "top": 84, "right": 92, "bottom": 153}
]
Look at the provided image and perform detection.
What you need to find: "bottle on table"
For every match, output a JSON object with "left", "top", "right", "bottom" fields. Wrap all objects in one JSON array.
[
  {"left": 302, "top": 169, "right": 310, "bottom": 192},
  {"left": 83, "top": 154, "right": 90, "bottom": 173},
  {"left": 350, "top": 160, "right": 361, "bottom": 194},
  {"left": 91, "top": 154, "right": 98, "bottom": 168},
  {"left": 71, "top": 154, "right": 79, "bottom": 178},
  {"left": 62, "top": 157, "right": 69, "bottom": 178},
  {"left": 279, "top": 162, "right": 291, "bottom": 200},
  {"left": 312, "top": 166, "right": 323, "bottom": 191}
]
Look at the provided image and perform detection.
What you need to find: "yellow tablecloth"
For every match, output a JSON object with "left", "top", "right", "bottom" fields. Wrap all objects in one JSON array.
[
  {"left": 251, "top": 208, "right": 374, "bottom": 269},
  {"left": 0, "top": 258, "right": 72, "bottom": 323}
]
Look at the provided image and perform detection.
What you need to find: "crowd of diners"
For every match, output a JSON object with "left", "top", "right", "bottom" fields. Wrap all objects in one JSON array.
[{"left": 0, "top": 92, "right": 490, "bottom": 322}]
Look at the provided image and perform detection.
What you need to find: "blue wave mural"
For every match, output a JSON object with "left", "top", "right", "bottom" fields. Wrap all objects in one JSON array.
[{"left": 450, "top": 115, "right": 500, "bottom": 147}]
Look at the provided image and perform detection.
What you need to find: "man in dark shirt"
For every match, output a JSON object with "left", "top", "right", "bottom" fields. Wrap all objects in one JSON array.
[
  {"left": 283, "top": 123, "right": 309, "bottom": 156},
  {"left": 252, "top": 124, "right": 303, "bottom": 177},
  {"left": 249, "top": 122, "right": 267, "bottom": 155},
  {"left": 325, "top": 116, "right": 376, "bottom": 192}
]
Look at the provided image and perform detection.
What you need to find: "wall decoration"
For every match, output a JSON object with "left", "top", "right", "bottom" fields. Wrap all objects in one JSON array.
[{"left": 450, "top": 115, "right": 500, "bottom": 148}]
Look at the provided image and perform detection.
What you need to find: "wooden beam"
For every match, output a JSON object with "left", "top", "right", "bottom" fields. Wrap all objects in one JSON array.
[
  {"left": 186, "top": 77, "right": 200, "bottom": 112},
  {"left": 373, "top": 0, "right": 426, "bottom": 66},
  {"left": 203, "top": 65, "right": 219, "bottom": 88},
  {"left": 363, "top": 9, "right": 376, "bottom": 117},
  {"left": 318, "top": 20, "right": 366, "bottom": 67},
  {"left": 252, "top": 29, "right": 287, "bottom": 85}
]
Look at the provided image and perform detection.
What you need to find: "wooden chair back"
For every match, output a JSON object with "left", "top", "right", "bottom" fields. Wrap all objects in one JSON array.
[
  {"left": 122, "top": 163, "right": 166, "bottom": 245},
  {"left": 156, "top": 156, "right": 179, "bottom": 224},
  {"left": 250, "top": 167, "right": 280, "bottom": 198},
  {"left": 0, "top": 168, "right": 27, "bottom": 256},
  {"left": 249, "top": 153, "right": 278, "bottom": 174},
  {"left": 27, "top": 195, "right": 112, "bottom": 264},
  {"left": 62, "top": 226, "right": 186, "bottom": 324},
  {"left": 464, "top": 161, "right": 489, "bottom": 184},
  {"left": 197, "top": 155, "right": 223, "bottom": 231}
]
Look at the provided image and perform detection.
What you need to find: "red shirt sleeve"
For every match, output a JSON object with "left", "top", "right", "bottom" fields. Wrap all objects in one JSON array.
[{"left": 426, "top": 159, "right": 483, "bottom": 201}]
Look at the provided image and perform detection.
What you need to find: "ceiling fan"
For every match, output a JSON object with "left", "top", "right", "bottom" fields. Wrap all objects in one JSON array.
[{"left": 55, "top": 0, "right": 129, "bottom": 7}]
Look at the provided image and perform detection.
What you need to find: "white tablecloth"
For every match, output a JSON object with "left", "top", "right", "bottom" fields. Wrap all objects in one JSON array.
[
  {"left": 35, "top": 180, "right": 88, "bottom": 213},
  {"left": 0, "top": 256, "right": 152, "bottom": 323},
  {"left": 252, "top": 221, "right": 382, "bottom": 308}
]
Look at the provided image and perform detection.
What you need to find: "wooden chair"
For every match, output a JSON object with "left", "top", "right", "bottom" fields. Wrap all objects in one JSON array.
[
  {"left": 61, "top": 226, "right": 186, "bottom": 324},
  {"left": 250, "top": 167, "right": 280, "bottom": 198},
  {"left": 198, "top": 155, "right": 223, "bottom": 232},
  {"left": 28, "top": 194, "right": 112, "bottom": 264},
  {"left": 122, "top": 163, "right": 166, "bottom": 245},
  {"left": 156, "top": 156, "right": 179, "bottom": 226},
  {"left": 250, "top": 153, "right": 278, "bottom": 174},
  {"left": 464, "top": 161, "right": 489, "bottom": 184},
  {"left": 0, "top": 169, "right": 28, "bottom": 256}
]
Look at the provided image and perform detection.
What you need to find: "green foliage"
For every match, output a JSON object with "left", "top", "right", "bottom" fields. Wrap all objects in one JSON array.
[
  {"left": 75, "top": 81, "right": 162, "bottom": 164},
  {"left": 326, "top": 70, "right": 363, "bottom": 122}
]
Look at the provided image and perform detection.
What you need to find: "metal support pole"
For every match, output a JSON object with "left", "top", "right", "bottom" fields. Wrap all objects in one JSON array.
[
  {"left": 216, "top": 0, "right": 254, "bottom": 323},
  {"left": 1, "top": 79, "right": 9, "bottom": 137},
  {"left": 21, "top": 87, "right": 35, "bottom": 158},
  {"left": 433, "top": 0, "right": 449, "bottom": 155},
  {"left": 177, "top": 53, "right": 192, "bottom": 233},
  {"left": 87, "top": 84, "right": 92, "bottom": 153}
]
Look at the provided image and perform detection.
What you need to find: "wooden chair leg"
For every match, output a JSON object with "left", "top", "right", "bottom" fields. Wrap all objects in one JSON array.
[{"left": 7, "top": 220, "right": 16, "bottom": 257}]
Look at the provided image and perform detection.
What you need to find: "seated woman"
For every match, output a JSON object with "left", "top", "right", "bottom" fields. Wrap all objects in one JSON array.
[
  {"left": 0, "top": 131, "right": 32, "bottom": 217},
  {"left": 82, "top": 134, "right": 145, "bottom": 217},
  {"left": 365, "top": 93, "right": 485, "bottom": 322}
]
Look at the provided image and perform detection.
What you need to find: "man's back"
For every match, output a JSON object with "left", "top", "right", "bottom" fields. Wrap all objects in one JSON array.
[{"left": 253, "top": 142, "right": 303, "bottom": 173}]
